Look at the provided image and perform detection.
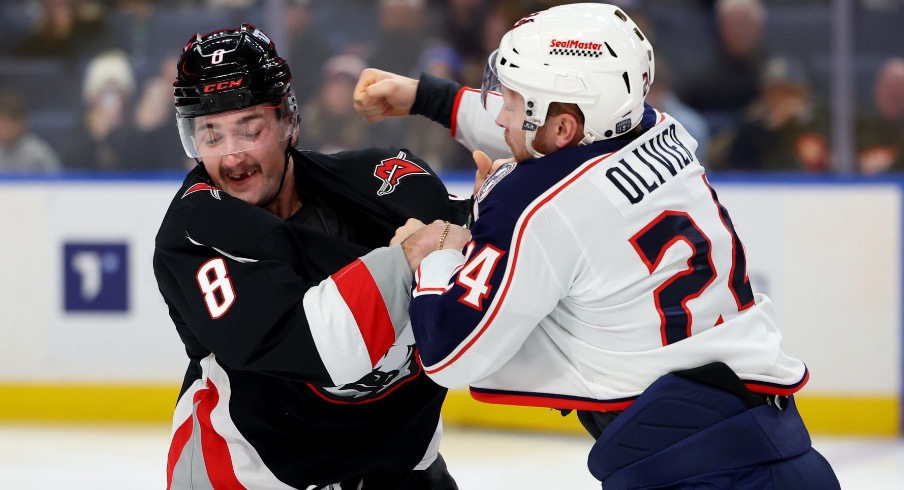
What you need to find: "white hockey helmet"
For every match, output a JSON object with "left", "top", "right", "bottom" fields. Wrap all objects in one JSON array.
[{"left": 481, "top": 3, "right": 655, "bottom": 149}]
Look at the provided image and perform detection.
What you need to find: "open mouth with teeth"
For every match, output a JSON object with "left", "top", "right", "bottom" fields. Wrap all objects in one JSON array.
[{"left": 228, "top": 169, "right": 258, "bottom": 181}]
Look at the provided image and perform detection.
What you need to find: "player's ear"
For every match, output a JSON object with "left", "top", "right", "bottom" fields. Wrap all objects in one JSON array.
[{"left": 555, "top": 112, "right": 582, "bottom": 149}]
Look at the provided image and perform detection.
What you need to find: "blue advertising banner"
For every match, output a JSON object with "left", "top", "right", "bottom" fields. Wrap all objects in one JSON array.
[{"left": 63, "top": 242, "right": 129, "bottom": 312}]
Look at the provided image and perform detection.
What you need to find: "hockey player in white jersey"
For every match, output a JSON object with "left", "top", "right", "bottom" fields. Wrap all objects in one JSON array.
[{"left": 356, "top": 3, "right": 840, "bottom": 488}]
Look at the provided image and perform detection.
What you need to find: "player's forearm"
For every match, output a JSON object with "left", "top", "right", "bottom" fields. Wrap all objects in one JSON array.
[
  {"left": 408, "top": 250, "right": 492, "bottom": 387},
  {"left": 304, "top": 245, "right": 415, "bottom": 385},
  {"left": 411, "top": 74, "right": 510, "bottom": 161},
  {"left": 411, "top": 73, "right": 461, "bottom": 128}
]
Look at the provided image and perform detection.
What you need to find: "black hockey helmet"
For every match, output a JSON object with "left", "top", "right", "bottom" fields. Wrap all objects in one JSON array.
[
  {"left": 174, "top": 23, "right": 292, "bottom": 117},
  {"left": 174, "top": 23, "right": 299, "bottom": 159}
]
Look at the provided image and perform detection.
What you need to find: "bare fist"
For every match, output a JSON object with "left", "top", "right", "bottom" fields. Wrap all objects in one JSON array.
[{"left": 354, "top": 68, "right": 418, "bottom": 123}]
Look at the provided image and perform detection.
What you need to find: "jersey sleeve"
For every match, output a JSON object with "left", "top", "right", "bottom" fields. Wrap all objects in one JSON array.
[
  {"left": 449, "top": 88, "right": 510, "bottom": 161},
  {"left": 411, "top": 74, "right": 510, "bottom": 162},
  {"left": 408, "top": 194, "right": 570, "bottom": 387},
  {"left": 154, "top": 185, "right": 413, "bottom": 385}
]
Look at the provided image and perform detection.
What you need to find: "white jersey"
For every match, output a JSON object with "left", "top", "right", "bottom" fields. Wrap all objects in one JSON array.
[{"left": 409, "top": 105, "right": 808, "bottom": 411}]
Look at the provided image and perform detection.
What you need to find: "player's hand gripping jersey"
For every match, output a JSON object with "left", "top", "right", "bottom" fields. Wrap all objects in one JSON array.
[
  {"left": 410, "top": 89, "right": 808, "bottom": 411},
  {"left": 154, "top": 147, "right": 467, "bottom": 489}
]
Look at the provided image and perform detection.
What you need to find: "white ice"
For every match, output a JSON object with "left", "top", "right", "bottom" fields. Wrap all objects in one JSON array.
[{"left": 0, "top": 424, "right": 902, "bottom": 489}]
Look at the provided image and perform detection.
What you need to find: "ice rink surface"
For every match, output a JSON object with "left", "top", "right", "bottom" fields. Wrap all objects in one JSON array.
[{"left": 1, "top": 423, "right": 902, "bottom": 489}]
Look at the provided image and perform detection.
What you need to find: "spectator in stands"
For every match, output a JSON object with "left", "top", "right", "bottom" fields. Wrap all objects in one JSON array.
[
  {"left": 283, "top": 0, "right": 334, "bottom": 105},
  {"left": 0, "top": 89, "right": 61, "bottom": 173},
  {"left": 110, "top": 0, "right": 158, "bottom": 81},
  {"left": 645, "top": 57, "right": 712, "bottom": 161},
  {"left": 298, "top": 54, "right": 371, "bottom": 153},
  {"left": 368, "top": 0, "right": 429, "bottom": 77},
  {"left": 203, "top": 0, "right": 254, "bottom": 7},
  {"left": 438, "top": 0, "right": 495, "bottom": 86},
  {"left": 402, "top": 42, "right": 474, "bottom": 172},
  {"left": 60, "top": 49, "right": 137, "bottom": 171},
  {"left": 480, "top": 4, "right": 518, "bottom": 85},
  {"left": 11, "top": 0, "right": 110, "bottom": 60},
  {"left": 363, "top": 0, "right": 432, "bottom": 152},
  {"left": 711, "top": 56, "right": 831, "bottom": 172},
  {"left": 856, "top": 57, "right": 904, "bottom": 174},
  {"left": 133, "top": 55, "right": 191, "bottom": 171},
  {"left": 676, "top": 0, "right": 769, "bottom": 135},
  {"left": 614, "top": 10, "right": 712, "bottom": 161}
]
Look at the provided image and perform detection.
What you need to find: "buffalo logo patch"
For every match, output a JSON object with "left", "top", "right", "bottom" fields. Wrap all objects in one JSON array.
[{"left": 373, "top": 151, "right": 428, "bottom": 196}]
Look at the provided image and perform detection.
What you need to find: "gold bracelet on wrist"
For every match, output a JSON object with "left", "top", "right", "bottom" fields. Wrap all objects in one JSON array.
[{"left": 437, "top": 221, "right": 451, "bottom": 250}]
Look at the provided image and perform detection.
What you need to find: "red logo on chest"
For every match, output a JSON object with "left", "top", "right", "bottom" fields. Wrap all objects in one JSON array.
[{"left": 373, "top": 151, "right": 428, "bottom": 196}]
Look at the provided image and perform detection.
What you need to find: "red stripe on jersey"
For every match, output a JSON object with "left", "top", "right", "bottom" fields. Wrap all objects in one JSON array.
[
  {"left": 745, "top": 368, "right": 810, "bottom": 396},
  {"left": 332, "top": 259, "right": 395, "bottom": 366},
  {"left": 195, "top": 381, "right": 246, "bottom": 489},
  {"left": 449, "top": 87, "right": 475, "bottom": 138},
  {"left": 166, "top": 416, "right": 193, "bottom": 490},
  {"left": 470, "top": 389, "right": 635, "bottom": 412}
]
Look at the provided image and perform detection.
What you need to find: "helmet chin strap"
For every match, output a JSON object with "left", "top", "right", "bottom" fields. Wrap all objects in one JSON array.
[
  {"left": 522, "top": 112, "right": 597, "bottom": 159},
  {"left": 525, "top": 127, "right": 599, "bottom": 158},
  {"left": 260, "top": 140, "right": 293, "bottom": 209},
  {"left": 523, "top": 122, "right": 546, "bottom": 159}
]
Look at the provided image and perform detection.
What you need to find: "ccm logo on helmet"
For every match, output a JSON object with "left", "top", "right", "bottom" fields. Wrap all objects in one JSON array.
[
  {"left": 549, "top": 39, "right": 602, "bottom": 51},
  {"left": 203, "top": 79, "right": 243, "bottom": 93}
]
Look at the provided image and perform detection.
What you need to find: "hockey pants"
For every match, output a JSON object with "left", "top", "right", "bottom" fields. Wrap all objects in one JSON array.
[{"left": 586, "top": 362, "right": 840, "bottom": 489}]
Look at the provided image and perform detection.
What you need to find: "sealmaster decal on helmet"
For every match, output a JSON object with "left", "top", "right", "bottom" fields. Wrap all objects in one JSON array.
[
  {"left": 548, "top": 39, "right": 606, "bottom": 58},
  {"left": 549, "top": 39, "right": 603, "bottom": 51}
]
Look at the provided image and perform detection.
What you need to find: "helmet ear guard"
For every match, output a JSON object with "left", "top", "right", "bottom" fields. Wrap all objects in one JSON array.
[
  {"left": 482, "top": 3, "right": 655, "bottom": 144},
  {"left": 284, "top": 93, "right": 301, "bottom": 147}
]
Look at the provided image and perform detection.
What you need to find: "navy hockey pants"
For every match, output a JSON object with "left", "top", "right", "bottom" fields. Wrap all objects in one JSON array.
[{"left": 586, "top": 363, "right": 840, "bottom": 489}]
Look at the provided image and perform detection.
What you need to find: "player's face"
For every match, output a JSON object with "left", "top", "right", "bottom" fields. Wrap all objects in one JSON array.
[
  {"left": 495, "top": 87, "right": 533, "bottom": 162},
  {"left": 194, "top": 106, "right": 290, "bottom": 206}
]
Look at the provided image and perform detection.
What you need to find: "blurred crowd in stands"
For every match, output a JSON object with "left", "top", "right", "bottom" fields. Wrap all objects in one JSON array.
[{"left": 0, "top": 0, "right": 902, "bottom": 175}]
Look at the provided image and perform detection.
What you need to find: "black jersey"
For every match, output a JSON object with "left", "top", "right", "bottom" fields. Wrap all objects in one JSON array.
[{"left": 153, "top": 147, "right": 468, "bottom": 489}]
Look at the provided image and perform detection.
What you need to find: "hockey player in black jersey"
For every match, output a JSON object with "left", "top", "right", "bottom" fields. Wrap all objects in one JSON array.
[{"left": 153, "top": 24, "right": 466, "bottom": 489}]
